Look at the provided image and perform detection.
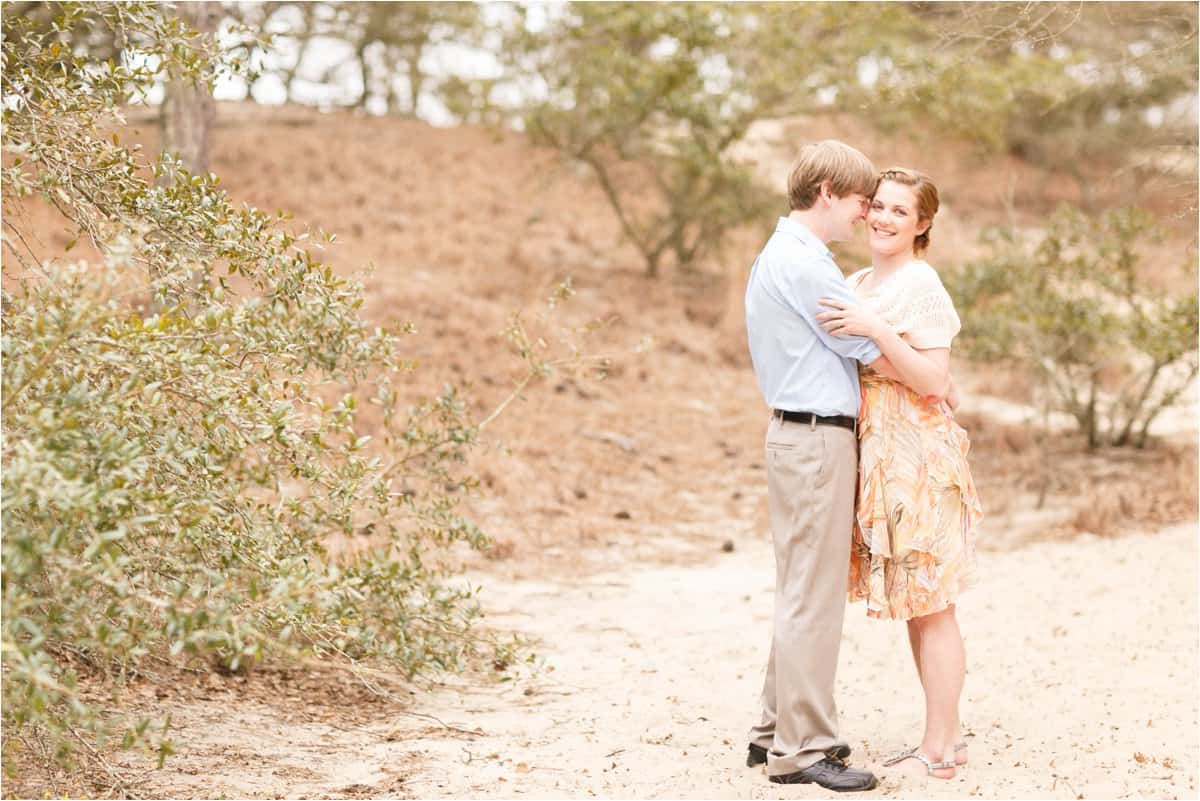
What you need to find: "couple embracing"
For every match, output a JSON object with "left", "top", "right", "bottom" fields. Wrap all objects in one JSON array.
[{"left": 743, "top": 140, "right": 983, "bottom": 791}]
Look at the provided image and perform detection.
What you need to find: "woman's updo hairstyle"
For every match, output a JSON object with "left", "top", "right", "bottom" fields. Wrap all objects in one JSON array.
[{"left": 875, "top": 167, "right": 939, "bottom": 256}]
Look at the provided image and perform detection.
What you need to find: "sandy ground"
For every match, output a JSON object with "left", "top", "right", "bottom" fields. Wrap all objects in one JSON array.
[{"left": 118, "top": 520, "right": 1198, "bottom": 800}]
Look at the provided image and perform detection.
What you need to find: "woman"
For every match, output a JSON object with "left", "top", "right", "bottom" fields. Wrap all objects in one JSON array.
[{"left": 817, "top": 167, "right": 983, "bottom": 780}]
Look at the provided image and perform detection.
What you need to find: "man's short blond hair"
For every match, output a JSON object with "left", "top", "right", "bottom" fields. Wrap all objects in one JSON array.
[{"left": 787, "top": 140, "right": 876, "bottom": 211}]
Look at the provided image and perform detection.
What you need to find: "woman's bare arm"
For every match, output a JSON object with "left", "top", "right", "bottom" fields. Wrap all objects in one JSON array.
[
  {"left": 819, "top": 298, "right": 951, "bottom": 398},
  {"left": 870, "top": 333, "right": 950, "bottom": 399}
]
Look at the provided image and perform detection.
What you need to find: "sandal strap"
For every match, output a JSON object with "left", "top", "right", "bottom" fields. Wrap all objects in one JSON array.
[
  {"left": 882, "top": 746, "right": 956, "bottom": 773},
  {"left": 882, "top": 747, "right": 920, "bottom": 767}
]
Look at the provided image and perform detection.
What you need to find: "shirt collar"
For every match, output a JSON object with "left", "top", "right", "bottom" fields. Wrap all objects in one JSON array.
[{"left": 775, "top": 217, "right": 832, "bottom": 259}]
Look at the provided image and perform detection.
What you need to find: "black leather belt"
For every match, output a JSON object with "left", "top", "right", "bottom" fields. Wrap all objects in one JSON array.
[{"left": 772, "top": 409, "right": 857, "bottom": 431}]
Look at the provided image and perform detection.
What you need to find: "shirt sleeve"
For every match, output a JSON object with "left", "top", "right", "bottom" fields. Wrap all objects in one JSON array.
[
  {"left": 900, "top": 266, "right": 961, "bottom": 350},
  {"left": 776, "top": 254, "right": 883, "bottom": 364}
]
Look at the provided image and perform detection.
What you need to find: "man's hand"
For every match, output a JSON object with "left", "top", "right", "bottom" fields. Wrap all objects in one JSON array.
[{"left": 816, "top": 298, "right": 886, "bottom": 339}]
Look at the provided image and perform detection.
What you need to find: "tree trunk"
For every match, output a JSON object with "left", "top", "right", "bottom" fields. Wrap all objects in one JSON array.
[
  {"left": 356, "top": 41, "right": 371, "bottom": 109},
  {"left": 405, "top": 50, "right": 423, "bottom": 118},
  {"left": 158, "top": 2, "right": 219, "bottom": 304},
  {"left": 281, "top": 36, "right": 313, "bottom": 104},
  {"left": 1084, "top": 372, "right": 1101, "bottom": 449},
  {"left": 160, "top": 2, "right": 218, "bottom": 181}
]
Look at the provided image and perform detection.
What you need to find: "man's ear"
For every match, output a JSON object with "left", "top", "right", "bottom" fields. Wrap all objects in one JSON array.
[{"left": 818, "top": 180, "right": 833, "bottom": 204}]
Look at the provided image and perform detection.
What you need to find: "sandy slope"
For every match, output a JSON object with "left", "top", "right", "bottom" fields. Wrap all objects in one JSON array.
[{"left": 125, "top": 521, "right": 1197, "bottom": 800}]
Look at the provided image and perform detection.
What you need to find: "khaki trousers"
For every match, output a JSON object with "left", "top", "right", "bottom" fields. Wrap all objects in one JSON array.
[{"left": 748, "top": 415, "right": 858, "bottom": 776}]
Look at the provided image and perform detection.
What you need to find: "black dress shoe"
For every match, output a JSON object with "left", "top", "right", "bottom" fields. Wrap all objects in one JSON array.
[
  {"left": 769, "top": 756, "right": 878, "bottom": 792},
  {"left": 747, "top": 742, "right": 852, "bottom": 767}
]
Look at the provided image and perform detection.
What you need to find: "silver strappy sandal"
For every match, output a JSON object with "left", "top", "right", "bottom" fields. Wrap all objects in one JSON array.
[{"left": 882, "top": 746, "right": 957, "bottom": 778}]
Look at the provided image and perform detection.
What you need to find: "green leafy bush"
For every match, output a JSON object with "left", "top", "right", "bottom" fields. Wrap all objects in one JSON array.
[
  {"left": 947, "top": 206, "right": 1198, "bottom": 448},
  {"left": 1, "top": 1, "right": 520, "bottom": 773}
]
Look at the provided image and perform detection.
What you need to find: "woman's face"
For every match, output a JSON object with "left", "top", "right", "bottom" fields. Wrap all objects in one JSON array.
[{"left": 867, "top": 181, "right": 929, "bottom": 257}]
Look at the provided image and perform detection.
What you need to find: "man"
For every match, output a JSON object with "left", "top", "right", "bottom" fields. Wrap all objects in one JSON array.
[{"left": 743, "top": 140, "right": 921, "bottom": 792}]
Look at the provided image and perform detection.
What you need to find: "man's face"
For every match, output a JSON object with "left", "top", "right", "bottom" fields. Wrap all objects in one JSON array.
[{"left": 828, "top": 192, "right": 869, "bottom": 243}]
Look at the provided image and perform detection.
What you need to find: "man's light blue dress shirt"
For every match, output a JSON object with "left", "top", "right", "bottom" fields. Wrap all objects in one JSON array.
[{"left": 745, "top": 218, "right": 882, "bottom": 417}]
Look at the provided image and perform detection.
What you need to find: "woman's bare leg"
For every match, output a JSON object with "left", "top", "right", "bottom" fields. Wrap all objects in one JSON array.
[
  {"left": 910, "top": 615, "right": 968, "bottom": 764},
  {"left": 896, "top": 606, "right": 964, "bottom": 778},
  {"left": 907, "top": 619, "right": 923, "bottom": 686}
]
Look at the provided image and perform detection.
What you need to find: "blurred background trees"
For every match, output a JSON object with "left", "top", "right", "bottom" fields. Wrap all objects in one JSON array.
[
  {"left": 508, "top": 3, "right": 776, "bottom": 278},
  {"left": 13, "top": 2, "right": 1196, "bottom": 231},
  {"left": 899, "top": 2, "right": 1198, "bottom": 211}
]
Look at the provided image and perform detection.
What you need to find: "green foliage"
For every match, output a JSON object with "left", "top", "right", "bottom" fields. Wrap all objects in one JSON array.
[
  {"left": 511, "top": 2, "right": 778, "bottom": 278},
  {"left": 947, "top": 206, "right": 1198, "bottom": 448},
  {"left": 339, "top": 1, "right": 484, "bottom": 115},
  {"left": 1, "top": 1, "right": 523, "bottom": 775},
  {"left": 234, "top": 1, "right": 485, "bottom": 114},
  {"left": 500, "top": 1, "right": 1194, "bottom": 276},
  {"left": 877, "top": 3, "right": 1198, "bottom": 206}
]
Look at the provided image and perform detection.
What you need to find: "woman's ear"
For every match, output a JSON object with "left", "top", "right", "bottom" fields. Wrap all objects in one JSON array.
[{"left": 916, "top": 218, "right": 931, "bottom": 236}]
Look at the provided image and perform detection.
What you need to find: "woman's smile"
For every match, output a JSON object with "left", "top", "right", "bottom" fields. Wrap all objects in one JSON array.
[{"left": 867, "top": 180, "right": 927, "bottom": 256}]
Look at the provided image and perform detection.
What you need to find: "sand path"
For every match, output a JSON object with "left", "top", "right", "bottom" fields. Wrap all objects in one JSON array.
[
  {"left": 382, "top": 523, "right": 1198, "bottom": 799},
  {"left": 121, "top": 522, "right": 1197, "bottom": 800},
  {"left": 142, "top": 522, "right": 1190, "bottom": 796}
]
